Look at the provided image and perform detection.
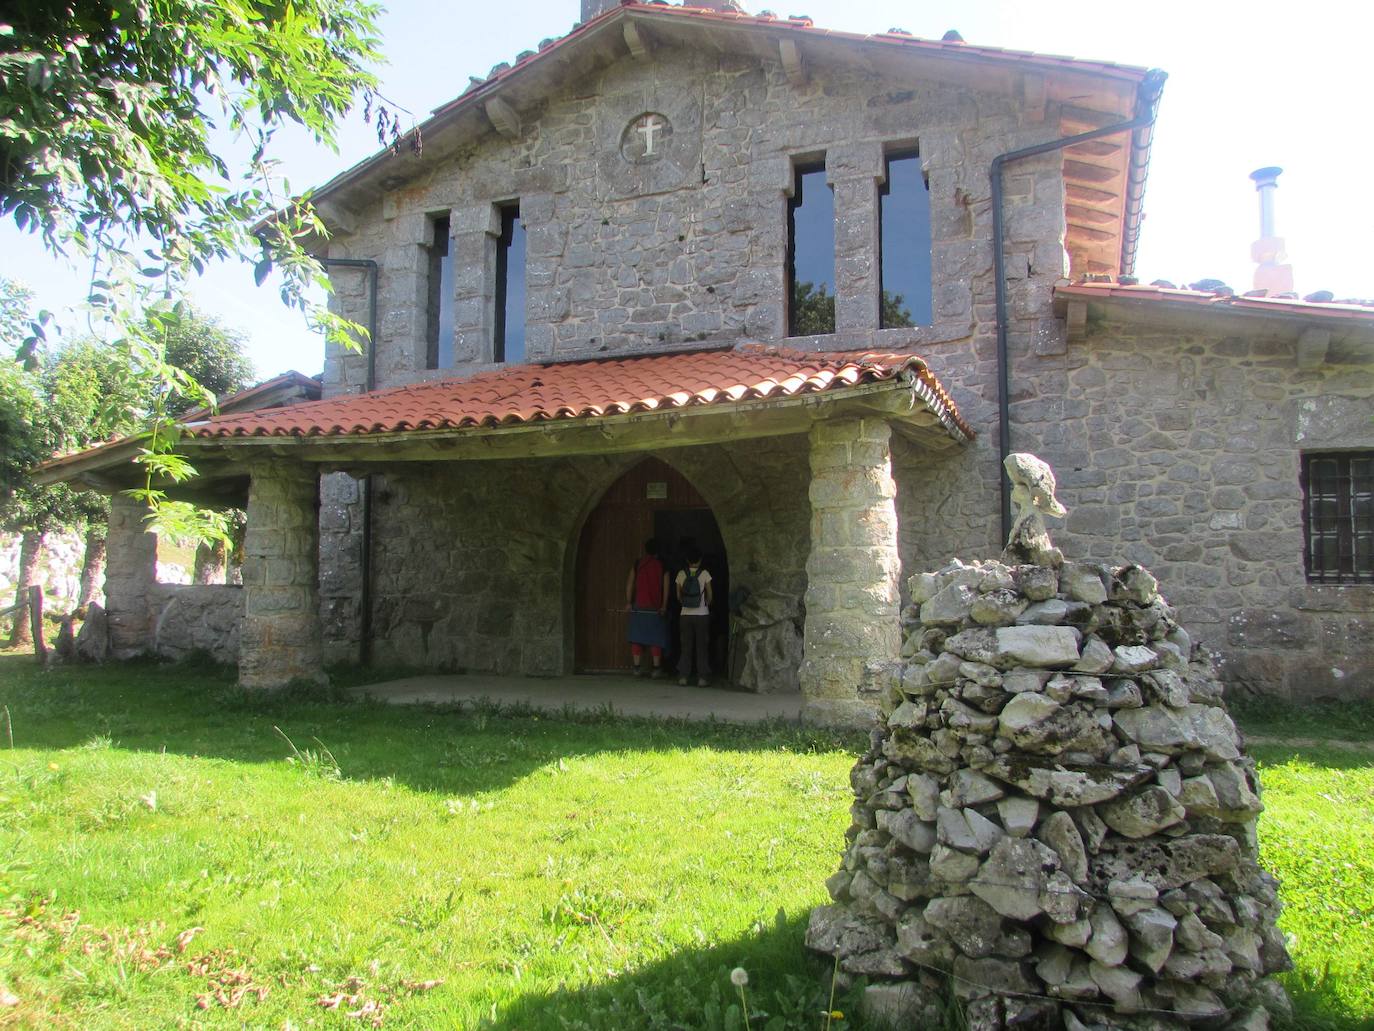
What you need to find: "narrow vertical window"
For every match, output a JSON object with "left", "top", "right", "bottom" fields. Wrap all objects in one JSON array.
[
  {"left": 787, "top": 162, "right": 835, "bottom": 337},
  {"left": 426, "top": 215, "right": 454, "bottom": 368},
  {"left": 494, "top": 205, "right": 526, "bottom": 363},
  {"left": 880, "top": 150, "right": 933, "bottom": 328}
]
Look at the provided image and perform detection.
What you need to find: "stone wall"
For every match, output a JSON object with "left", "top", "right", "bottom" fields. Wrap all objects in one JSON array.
[
  {"left": 324, "top": 436, "right": 812, "bottom": 686},
  {"left": 1005, "top": 314, "right": 1372, "bottom": 700},
  {"left": 320, "top": 44, "right": 1067, "bottom": 396},
  {"left": 0, "top": 530, "right": 85, "bottom": 611},
  {"left": 148, "top": 585, "right": 243, "bottom": 664}
]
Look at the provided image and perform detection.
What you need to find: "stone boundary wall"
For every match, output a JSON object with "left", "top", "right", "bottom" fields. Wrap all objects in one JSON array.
[
  {"left": 148, "top": 584, "right": 243, "bottom": 665},
  {"left": 0, "top": 530, "right": 85, "bottom": 610}
]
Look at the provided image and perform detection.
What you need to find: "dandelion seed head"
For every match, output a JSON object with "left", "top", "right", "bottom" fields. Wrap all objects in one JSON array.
[{"left": 730, "top": 967, "right": 749, "bottom": 987}]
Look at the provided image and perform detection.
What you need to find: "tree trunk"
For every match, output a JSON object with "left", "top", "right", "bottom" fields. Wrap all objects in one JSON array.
[
  {"left": 77, "top": 526, "right": 107, "bottom": 615},
  {"left": 9, "top": 530, "right": 45, "bottom": 647},
  {"left": 192, "top": 538, "right": 227, "bottom": 584}
]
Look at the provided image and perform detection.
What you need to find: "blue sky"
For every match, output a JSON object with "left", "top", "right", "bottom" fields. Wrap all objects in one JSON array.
[{"left": 2, "top": 0, "right": 1369, "bottom": 382}]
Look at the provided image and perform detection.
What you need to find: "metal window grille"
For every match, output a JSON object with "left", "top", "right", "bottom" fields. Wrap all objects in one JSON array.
[{"left": 1301, "top": 452, "right": 1374, "bottom": 584}]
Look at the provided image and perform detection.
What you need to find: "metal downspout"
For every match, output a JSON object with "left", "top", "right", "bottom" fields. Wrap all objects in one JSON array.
[
  {"left": 319, "top": 257, "right": 379, "bottom": 666},
  {"left": 990, "top": 69, "right": 1167, "bottom": 543}
]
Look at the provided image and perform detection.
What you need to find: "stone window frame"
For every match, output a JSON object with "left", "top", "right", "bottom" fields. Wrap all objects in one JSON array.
[{"left": 1300, "top": 450, "right": 1374, "bottom": 584}]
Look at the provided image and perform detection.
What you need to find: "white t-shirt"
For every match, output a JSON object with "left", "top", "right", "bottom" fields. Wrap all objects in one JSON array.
[{"left": 675, "top": 567, "right": 712, "bottom": 616}]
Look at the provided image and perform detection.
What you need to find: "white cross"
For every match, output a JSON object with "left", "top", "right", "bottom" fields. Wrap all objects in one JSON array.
[{"left": 636, "top": 114, "right": 665, "bottom": 156}]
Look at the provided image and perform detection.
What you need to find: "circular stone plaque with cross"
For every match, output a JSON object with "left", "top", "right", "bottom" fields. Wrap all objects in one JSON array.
[{"left": 620, "top": 112, "right": 673, "bottom": 164}]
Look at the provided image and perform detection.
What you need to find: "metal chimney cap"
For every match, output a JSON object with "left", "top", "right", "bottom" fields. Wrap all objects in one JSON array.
[{"left": 1250, "top": 166, "right": 1283, "bottom": 188}]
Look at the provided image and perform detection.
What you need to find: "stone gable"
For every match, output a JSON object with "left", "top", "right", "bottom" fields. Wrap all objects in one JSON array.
[{"left": 322, "top": 43, "right": 1071, "bottom": 396}]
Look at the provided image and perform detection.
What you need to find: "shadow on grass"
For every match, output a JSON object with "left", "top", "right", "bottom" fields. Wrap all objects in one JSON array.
[
  {"left": 479, "top": 911, "right": 873, "bottom": 1031},
  {"left": 0, "top": 655, "right": 866, "bottom": 799},
  {"left": 1231, "top": 696, "right": 1374, "bottom": 744}
]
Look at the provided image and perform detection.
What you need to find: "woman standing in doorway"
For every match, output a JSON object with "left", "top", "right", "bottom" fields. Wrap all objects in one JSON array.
[
  {"left": 675, "top": 544, "right": 713, "bottom": 687},
  {"left": 625, "top": 538, "right": 669, "bottom": 677}
]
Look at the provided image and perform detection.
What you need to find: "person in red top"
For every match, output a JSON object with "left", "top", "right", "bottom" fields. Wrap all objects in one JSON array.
[{"left": 625, "top": 538, "right": 669, "bottom": 677}]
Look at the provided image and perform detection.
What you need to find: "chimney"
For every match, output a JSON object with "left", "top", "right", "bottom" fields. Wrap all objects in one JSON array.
[
  {"left": 580, "top": 0, "right": 620, "bottom": 22},
  {"left": 1249, "top": 166, "right": 1295, "bottom": 295}
]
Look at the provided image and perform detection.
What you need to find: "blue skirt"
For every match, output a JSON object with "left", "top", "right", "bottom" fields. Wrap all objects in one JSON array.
[{"left": 628, "top": 608, "right": 669, "bottom": 648}]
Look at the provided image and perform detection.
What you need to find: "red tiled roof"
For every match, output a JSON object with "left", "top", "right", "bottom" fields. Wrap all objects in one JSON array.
[
  {"left": 1056, "top": 282, "right": 1374, "bottom": 323},
  {"left": 186, "top": 346, "right": 972, "bottom": 441},
  {"left": 178, "top": 370, "right": 321, "bottom": 422}
]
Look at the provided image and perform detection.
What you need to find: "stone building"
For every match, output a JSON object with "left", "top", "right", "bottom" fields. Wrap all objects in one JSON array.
[{"left": 41, "top": 1, "right": 1372, "bottom": 716}]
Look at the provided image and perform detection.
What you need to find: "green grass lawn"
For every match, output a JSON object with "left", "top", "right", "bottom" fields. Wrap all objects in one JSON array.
[{"left": 0, "top": 656, "right": 1370, "bottom": 1030}]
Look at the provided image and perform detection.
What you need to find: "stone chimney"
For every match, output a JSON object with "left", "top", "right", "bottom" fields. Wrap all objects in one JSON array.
[
  {"left": 1249, "top": 166, "right": 1295, "bottom": 295},
  {"left": 580, "top": 0, "right": 620, "bottom": 22}
]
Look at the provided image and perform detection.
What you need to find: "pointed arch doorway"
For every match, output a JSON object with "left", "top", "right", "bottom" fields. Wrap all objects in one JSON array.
[{"left": 574, "top": 457, "right": 729, "bottom": 675}]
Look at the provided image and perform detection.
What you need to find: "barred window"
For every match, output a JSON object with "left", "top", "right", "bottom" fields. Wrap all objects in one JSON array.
[{"left": 1301, "top": 452, "right": 1374, "bottom": 584}]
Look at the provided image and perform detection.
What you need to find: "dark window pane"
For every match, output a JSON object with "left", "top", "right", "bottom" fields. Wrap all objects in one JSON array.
[
  {"left": 495, "top": 206, "right": 526, "bottom": 363},
  {"left": 1303, "top": 451, "right": 1374, "bottom": 583},
  {"left": 788, "top": 163, "right": 834, "bottom": 336},
  {"left": 427, "top": 216, "right": 453, "bottom": 369},
  {"left": 880, "top": 152, "right": 932, "bottom": 328}
]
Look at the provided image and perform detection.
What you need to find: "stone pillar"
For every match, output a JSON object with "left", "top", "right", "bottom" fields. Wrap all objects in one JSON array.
[
  {"left": 451, "top": 202, "right": 501, "bottom": 364},
  {"left": 829, "top": 143, "right": 884, "bottom": 333},
  {"left": 104, "top": 492, "right": 158, "bottom": 658},
  {"left": 800, "top": 417, "right": 901, "bottom": 725},
  {"left": 240, "top": 465, "right": 326, "bottom": 690}
]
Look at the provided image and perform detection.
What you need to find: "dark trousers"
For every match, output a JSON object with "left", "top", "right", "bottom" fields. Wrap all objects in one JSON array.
[{"left": 679, "top": 614, "right": 711, "bottom": 679}]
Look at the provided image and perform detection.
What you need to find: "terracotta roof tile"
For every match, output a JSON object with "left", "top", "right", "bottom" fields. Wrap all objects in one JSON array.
[
  {"left": 1056, "top": 282, "right": 1374, "bottom": 322},
  {"left": 187, "top": 346, "right": 972, "bottom": 442}
]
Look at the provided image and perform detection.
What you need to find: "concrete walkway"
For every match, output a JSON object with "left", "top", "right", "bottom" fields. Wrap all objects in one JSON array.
[{"left": 346, "top": 672, "right": 804, "bottom": 724}]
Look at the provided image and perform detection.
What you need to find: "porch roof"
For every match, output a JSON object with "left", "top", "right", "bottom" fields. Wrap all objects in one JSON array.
[
  {"left": 35, "top": 346, "right": 970, "bottom": 495},
  {"left": 184, "top": 346, "right": 973, "bottom": 442}
]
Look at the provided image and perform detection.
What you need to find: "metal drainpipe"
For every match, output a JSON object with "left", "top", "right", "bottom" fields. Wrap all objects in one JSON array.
[
  {"left": 319, "top": 257, "right": 378, "bottom": 666},
  {"left": 991, "top": 69, "right": 1168, "bottom": 543}
]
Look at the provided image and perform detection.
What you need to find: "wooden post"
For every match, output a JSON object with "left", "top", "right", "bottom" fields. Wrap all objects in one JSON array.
[{"left": 28, "top": 585, "right": 47, "bottom": 665}]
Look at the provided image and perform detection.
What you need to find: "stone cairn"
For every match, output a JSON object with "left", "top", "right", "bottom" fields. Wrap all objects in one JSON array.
[{"left": 806, "top": 455, "right": 1292, "bottom": 1031}]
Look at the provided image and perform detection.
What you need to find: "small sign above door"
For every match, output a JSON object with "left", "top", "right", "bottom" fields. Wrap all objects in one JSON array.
[{"left": 646, "top": 481, "right": 668, "bottom": 500}]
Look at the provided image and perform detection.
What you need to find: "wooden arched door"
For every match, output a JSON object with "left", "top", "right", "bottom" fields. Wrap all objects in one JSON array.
[{"left": 574, "top": 458, "right": 728, "bottom": 674}]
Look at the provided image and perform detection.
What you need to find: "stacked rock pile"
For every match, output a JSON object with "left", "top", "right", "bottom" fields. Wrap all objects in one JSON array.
[{"left": 806, "top": 556, "right": 1292, "bottom": 1031}]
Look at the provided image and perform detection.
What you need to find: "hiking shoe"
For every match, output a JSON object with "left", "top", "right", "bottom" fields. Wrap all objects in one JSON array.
[
  {"left": 678, "top": 676, "right": 689, "bottom": 686},
  {"left": 632, "top": 667, "right": 645, "bottom": 678},
  {"left": 650, "top": 668, "right": 666, "bottom": 679},
  {"left": 697, "top": 678, "right": 709, "bottom": 688}
]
